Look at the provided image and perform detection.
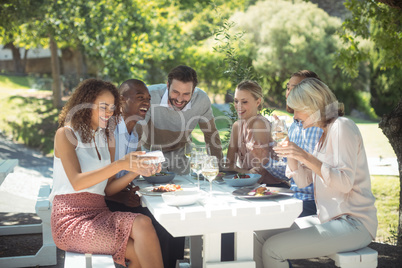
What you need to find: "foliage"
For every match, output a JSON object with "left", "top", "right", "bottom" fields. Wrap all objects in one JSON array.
[
  {"left": 213, "top": 20, "right": 256, "bottom": 86},
  {"left": 0, "top": 95, "right": 59, "bottom": 155},
  {"left": 335, "top": 0, "right": 402, "bottom": 77},
  {"left": 335, "top": 0, "right": 402, "bottom": 117},
  {"left": 370, "top": 65, "right": 402, "bottom": 117},
  {"left": 212, "top": 14, "right": 258, "bottom": 149},
  {"left": 230, "top": 0, "right": 365, "bottom": 112},
  {"left": 0, "top": 0, "right": 45, "bottom": 45}
]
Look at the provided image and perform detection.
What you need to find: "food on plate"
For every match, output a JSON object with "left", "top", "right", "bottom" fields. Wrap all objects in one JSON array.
[
  {"left": 152, "top": 184, "right": 182, "bottom": 192},
  {"left": 248, "top": 186, "right": 277, "bottom": 196},
  {"left": 234, "top": 173, "right": 251, "bottom": 179},
  {"left": 217, "top": 172, "right": 226, "bottom": 178},
  {"left": 150, "top": 172, "right": 167, "bottom": 177}
]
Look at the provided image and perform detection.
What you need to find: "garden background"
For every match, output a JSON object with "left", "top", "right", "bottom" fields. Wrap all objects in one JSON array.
[{"left": 0, "top": 0, "right": 401, "bottom": 266}]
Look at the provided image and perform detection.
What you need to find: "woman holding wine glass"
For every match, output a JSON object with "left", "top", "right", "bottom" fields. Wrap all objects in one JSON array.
[
  {"left": 226, "top": 80, "right": 287, "bottom": 187},
  {"left": 256, "top": 78, "right": 377, "bottom": 267}
]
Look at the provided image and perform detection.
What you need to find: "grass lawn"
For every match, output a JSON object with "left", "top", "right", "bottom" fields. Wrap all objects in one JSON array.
[
  {"left": 0, "top": 74, "right": 31, "bottom": 90},
  {"left": 372, "top": 175, "right": 400, "bottom": 244}
]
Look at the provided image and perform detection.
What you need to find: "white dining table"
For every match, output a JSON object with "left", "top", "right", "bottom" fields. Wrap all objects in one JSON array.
[{"left": 135, "top": 175, "right": 302, "bottom": 268}]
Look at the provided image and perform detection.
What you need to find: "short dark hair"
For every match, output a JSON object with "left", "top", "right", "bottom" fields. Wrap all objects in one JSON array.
[
  {"left": 119, "top": 79, "right": 147, "bottom": 97},
  {"left": 287, "top": 70, "right": 321, "bottom": 114},
  {"left": 167, "top": 65, "right": 198, "bottom": 89},
  {"left": 291, "top": 70, "right": 321, "bottom": 81}
]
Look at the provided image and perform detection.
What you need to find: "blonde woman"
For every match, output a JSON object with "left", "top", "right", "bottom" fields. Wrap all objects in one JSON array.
[
  {"left": 226, "top": 80, "right": 286, "bottom": 186},
  {"left": 257, "top": 78, "right": 377, "bottom": 267}
]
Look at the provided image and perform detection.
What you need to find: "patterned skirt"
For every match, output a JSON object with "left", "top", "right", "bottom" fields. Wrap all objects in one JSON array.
[{"left": 51, "top": 192, "right": 139, "bottom": 266}]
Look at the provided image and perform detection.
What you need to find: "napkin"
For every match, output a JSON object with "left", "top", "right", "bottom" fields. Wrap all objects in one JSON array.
[{"left": 138, "top": 150, "right": 165, "bottom": 164}]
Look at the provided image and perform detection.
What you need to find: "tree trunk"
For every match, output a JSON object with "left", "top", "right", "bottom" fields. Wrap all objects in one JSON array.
[
  {"left": 379, "top": 97, "right": 402, "bottom": 261},
  {"left": 49, "top": 36, "right": 62, "bottom": 109},
  {"left": 73, "top": 47, "right": 87, "bottom": 79},
  {"left": 4, "top": 42, "right": 25, "bottom": 75}
]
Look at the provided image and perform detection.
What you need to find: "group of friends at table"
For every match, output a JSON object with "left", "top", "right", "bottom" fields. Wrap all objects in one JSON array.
[{"left": 49, "top": 65, "right": 377, "bottom": 268}]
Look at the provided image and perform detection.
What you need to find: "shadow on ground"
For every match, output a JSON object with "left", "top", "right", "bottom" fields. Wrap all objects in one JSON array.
[{"left": 0, "top": 212, "right": 401, "bottom": 268}]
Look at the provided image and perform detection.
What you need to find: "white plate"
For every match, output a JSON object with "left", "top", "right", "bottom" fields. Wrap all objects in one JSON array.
[
  {"left": 232, "top": 186, "right": 294, "bottom": 199},
  {"left": 162, "top": 191, "right": 202, "bottom": 206},
  {"left": 137, "top": 150, "right": 165, "bottom": 164}
]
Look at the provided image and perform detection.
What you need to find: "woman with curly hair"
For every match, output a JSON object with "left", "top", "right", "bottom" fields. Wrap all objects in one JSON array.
[{"left": 49, "top": 78, "right": 163, "bottom": 268}]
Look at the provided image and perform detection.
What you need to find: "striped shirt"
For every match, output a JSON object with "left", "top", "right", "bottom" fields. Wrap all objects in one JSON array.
[{"left": 288, "top": 119, "right": 323, "bottom": 200}]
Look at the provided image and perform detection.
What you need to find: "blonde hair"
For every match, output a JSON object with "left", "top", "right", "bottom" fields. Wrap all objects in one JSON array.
[
  {"left": 287, "top": 78, "right": 344, "bottom": 127},
  {"left": 236, "top": 80, "right": 264, "bottom": 110}
]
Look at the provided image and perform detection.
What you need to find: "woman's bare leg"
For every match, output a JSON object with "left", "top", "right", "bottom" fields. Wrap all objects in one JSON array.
[
  {"left": 125, "top": 237, "right": 141, "bottom": 268},
  {"left": 130, "top": 215, "right": 163, "bottom": 268}
]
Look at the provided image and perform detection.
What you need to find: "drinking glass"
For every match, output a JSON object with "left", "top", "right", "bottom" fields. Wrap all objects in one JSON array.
[
  {"left": 271, "top": 119, "right": 288, "bottom": 164},
  {"left": 149, "top": 144, "right": 163, "bottom": 172},
  {"left": 193, "top": 145, "right": 207, "bottom": 155},
  {"left": 184, "top": 143, "right": 192, "bottom": 159},
  {"left": 150, "top": 144, "right": 162, "bottom": 152},
  {"left": 202, "top": 156, "right": 219, "bottom": 197},
  {"left": 190, "top": 151, "right": 204, "bottom": 190}
]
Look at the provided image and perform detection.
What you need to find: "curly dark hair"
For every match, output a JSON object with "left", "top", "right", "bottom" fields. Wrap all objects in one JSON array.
[{"left": 58, "top": 78, "right": 122, "bottom": 143}]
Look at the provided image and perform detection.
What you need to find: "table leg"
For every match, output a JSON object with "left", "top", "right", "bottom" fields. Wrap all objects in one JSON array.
[
  {"left": 189, "top": 235, "right": 203, "bottom": 268},
  {"left": 203, "top": 233, "right": 221, "bottom": 267},
  {"left": 234, "top": 231, "right": 254, "bottom": 263}
]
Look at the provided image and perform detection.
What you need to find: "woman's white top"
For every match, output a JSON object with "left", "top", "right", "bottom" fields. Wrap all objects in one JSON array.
[{"left": 49, "top": 126, "right": 111, "bottom": 202}]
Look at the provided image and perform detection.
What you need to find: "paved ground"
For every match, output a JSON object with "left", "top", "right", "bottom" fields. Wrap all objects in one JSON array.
[{"left": 0, "top": 130, "right": 399, "bottom": 267}]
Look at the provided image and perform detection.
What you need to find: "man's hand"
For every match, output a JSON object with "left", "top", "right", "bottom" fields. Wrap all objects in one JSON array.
[{"left": 125, "top": 186, "right": 141, "bottom": 207}]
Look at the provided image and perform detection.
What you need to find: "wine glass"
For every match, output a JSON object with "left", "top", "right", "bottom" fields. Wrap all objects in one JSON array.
[
  {"left": 149, "top": 144, "right": 163, "bottom": 173},
  {"left": 202, "top": 156, "right": 219, "bottom": 197},
  {"left": 150, "top": 144, "right": 162, "bottom": 152},
  {"left": 190, "top": 151, "right": 204, "bottom": 190},
  {"left": 271, "top": 119, "right": 288, "bottom": 164},
  {"left": 184, "top": 143, "right": 193, "bottom": 176},
  {"left": 184, "top": 143, "right": 192, "bottom": 159},
  {"left": 193, "top": 145, "right": 207, "bottom": 155}
]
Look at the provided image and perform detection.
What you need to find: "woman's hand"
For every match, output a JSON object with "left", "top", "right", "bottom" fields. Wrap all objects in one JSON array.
[{"left": 273, "top": 141, "right": 308, "bottom": 163}]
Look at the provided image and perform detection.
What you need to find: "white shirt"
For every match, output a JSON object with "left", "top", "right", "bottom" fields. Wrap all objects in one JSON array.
[
  {"left": 114, "top": 117, "right": 139, "bottom": 178},
  {"left": 49, "top": 127, "right": 110, "bottom": 202}
]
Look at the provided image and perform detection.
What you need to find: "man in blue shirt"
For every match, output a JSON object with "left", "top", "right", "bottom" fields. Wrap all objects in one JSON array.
[
  {"left": 264, "top": 70, "right": 323, "bottom": 217},
  {"left": 105, "top": 79, "right": 184, "bottom": 268}
]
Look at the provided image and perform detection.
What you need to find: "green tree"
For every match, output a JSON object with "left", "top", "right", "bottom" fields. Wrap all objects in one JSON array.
[
  {"left": 335, "top": 0, "right": 402, "bottom": 256},
  {"left": 231, "top": 0, "right": 363, "bottom": 112},
  {"left": 335, "top": 0, "right": 402, "bottom": 117},
  {"left": 0, "top": 0, "right": 46, "bottom": 74}
]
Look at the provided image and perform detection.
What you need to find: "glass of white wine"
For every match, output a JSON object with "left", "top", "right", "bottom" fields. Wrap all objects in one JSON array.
[
  {"left": 190, "top": 151, "right": 204, "bottom": 190},
  {"left": 184, "top": 143, "right": 193, "bottom": 176},
  {"left": 271, "top": 119, "right": 288, "bottom": 164},
  {"left": 184, "top": 143, "right": 193, "bottom": 159},
  {"left": 202, "top": 156, "right": 219, "bottom": 197}
]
